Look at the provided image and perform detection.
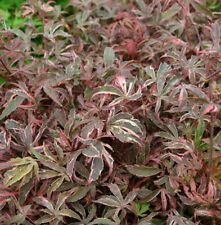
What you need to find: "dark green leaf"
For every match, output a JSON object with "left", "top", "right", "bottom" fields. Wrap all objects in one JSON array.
[
  {"left": 0, "top": 96, "right": 24, "bottom": 120},
  {"left": 126, "top": 165, "right": 162, "bottom": 177}
]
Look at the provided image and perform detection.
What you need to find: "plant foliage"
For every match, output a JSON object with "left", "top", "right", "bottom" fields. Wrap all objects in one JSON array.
[{"left": 0, "top": 0, "right": 221, "bottom": 224}]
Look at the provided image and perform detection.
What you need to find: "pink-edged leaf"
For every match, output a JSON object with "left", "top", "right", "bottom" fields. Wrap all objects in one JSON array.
[
  {"left": 66, "top": 150, "right": 82, "bottom": 179},
  {"left": 56, "top": 189, "right": 75, "bottom": 210},
  {"left": 197, "top": 174, "right": 207, "bottom": 195},
  {"left": 169, "top": 176, "right": 179, "bottom": 190},
  {"left": 0, "top": 96, "right": 25, "bottom": 120},
  {"left": 178, "top": 86, "right": 187, "bottom": 107},
  {"left": 207, "top": 180, "right": 216, "bottom": 203},
  {"left": 102, "top": 148, "right": 114, "bottom": 182},
  {"left": 107, "top": 183, "right": 123, "bottom": 202},
  {"left": 90, "top": 86, "right": 123, "bottom": 99},
  {"left": 115, "top": 76, "right": 127, "bottom": 93},
  {"left": 177, "top": 194, "right": 195, "bottom": 205},
  {"left": 59, "top": 208, "right": 81, "bottom": 220},
  {"left": 67, "top": 186, "right": 89, "bottom": 203},
  {"left": 43, "top": 85, "right": 62, "bottom": 107},
  {"left": 33, "top": 196, "right": 54, "bottom": 212},
  {"left": 190, "top": 178, "right": 196, "bottom": 193},
  {"left": 126, "top": 165, "right": 162, "bottom": 177},
  {"left": 167, "top": 194, "right": 176, "bottom": 209},
  {"left": 195, "top": 209, "right": 215, "bottom": 217},
  {"left": 0, "top": 191, "right": 18, "bottom": 197},
  {"left": 88, "top": 157, "right": 104, "bottom": 183},
  {"left": 202, "top": 104, "right": 218, "bottom": 116},
  {"left": 58, "top": 131, "right": 71, "bottom": 147}
]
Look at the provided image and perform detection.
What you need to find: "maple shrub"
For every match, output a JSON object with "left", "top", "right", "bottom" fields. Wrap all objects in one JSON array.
[{"left": 0, "top": 0, "right": 221, "bottom": 224}]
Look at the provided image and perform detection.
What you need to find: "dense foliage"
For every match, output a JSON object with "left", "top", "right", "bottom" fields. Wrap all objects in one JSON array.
[{"left": 0, "top": 0, "right": 221, "bottom": 224}]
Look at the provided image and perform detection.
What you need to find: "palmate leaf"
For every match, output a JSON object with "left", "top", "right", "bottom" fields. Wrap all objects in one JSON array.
[
  {"left": 68, "top": 141, "right": 113, "bottom": 183},
  {"left": 95, "top": 183, "right": 137, "bottom": 219},
  {"left": 90, "top": 77, "right": 141, "bottom": 107},
  {"left": 80, "top": 118, "right": 104, "bottom": 139},
  {"left": 107, "top": 113, "right": 145, "bottom": 146}
]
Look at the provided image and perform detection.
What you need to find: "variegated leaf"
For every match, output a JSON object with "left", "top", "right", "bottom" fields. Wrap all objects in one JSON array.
[{"left": 107, "top": 113, "right": 145, "bottom": 146}]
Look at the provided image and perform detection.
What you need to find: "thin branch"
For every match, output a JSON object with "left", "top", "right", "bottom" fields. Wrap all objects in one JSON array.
[{"left": 208, "top": 80, "right": 214, "bottom": 182}]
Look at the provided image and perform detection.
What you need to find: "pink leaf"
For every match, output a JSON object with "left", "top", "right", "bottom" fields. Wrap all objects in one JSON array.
[
  {"left": 161, "top": 189, "right": 167, "bottom": 211},
  {"left": 202, "top": 104, "right": 218, "bottom": 115}
]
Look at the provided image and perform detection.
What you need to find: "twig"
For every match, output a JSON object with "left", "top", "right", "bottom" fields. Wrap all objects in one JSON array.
[{"left": 208, "top": 80, "right": 214, "bottom": 182}]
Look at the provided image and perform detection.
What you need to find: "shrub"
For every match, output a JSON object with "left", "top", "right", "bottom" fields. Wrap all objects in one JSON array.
[{"left": 0, "top": 0, "right": 221, "bottom": 224}]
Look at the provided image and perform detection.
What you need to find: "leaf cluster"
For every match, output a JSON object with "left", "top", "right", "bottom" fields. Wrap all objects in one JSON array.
[{"left": 0, "top": 0, "right": 221, "bottom": 224}]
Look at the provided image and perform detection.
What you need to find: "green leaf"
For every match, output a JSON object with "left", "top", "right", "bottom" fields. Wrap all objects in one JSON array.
[
  {"left": 82, "top": 145, "right": 100, "bottom": 157},
  {"left": 8, "top": 213, "right": 25, "bottom": 224},
  {"left": 108, "top": 183, "right": 124, "bottom": 202},
  {"left": 89, "top": 218, "right": 118, "bottom": 225},
  {"left": 47, "top": 176, "right": 64, "bottom": 197},
  {"left": 40, "top": 159, "right": 66, "bottom": 173},
  {"left": 7, "top": 164, "right": 33, "bottom": 186},
  {"left": 138, "top": 189, "right": 161, "bottom": 203},
  {"left": 66, "top": 150, "right": 82, "bottom": 179},
  {"left": 35, "top": 215, "right": 52, "bottom": 224},
  {"left": 68, "top": 186, "right": 89, "bottom": 202},
  {"left": 162, "top": 3, "right": 180, "bottom": 20},
  {"left": 59, "top": 208, "right": 81, "bottom": 220},
  {"left": 0, "top": 77, "right": 5, "bottom": 85},
  {"left": 43, "top": 85, "right": 62, "bottom": 107},
  {"left": 135, "top": 202, "right": 150, "bottom": 217},
  {"left": 40, "top": 170, "right": 60, "bottom": 179},
  {"left": 126, "top": 165, "right": 162, "bottom": 177},
  {"left": 194, "top": 118, "right": 205, "bottom": 150},
  {"left": 43, "top": 142, "right": 57, "bottom": 162},
  {"left": 157, "top": 63, "right": 171, "bottom": 95},
  {"left": 191, "top": 1, "right": 212, "bottom": 17},
  {"left": 95, "top": 195, "right": 120, "bottom": 207},
  {"left": 0, "top": 96, "right": 25, "bottom": 120},
  {"left": 104, "top": 47, "right": 115, "bottom": 67},
  {"left": 33, "top": 197, "right": 54, "bottom": 212}
]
